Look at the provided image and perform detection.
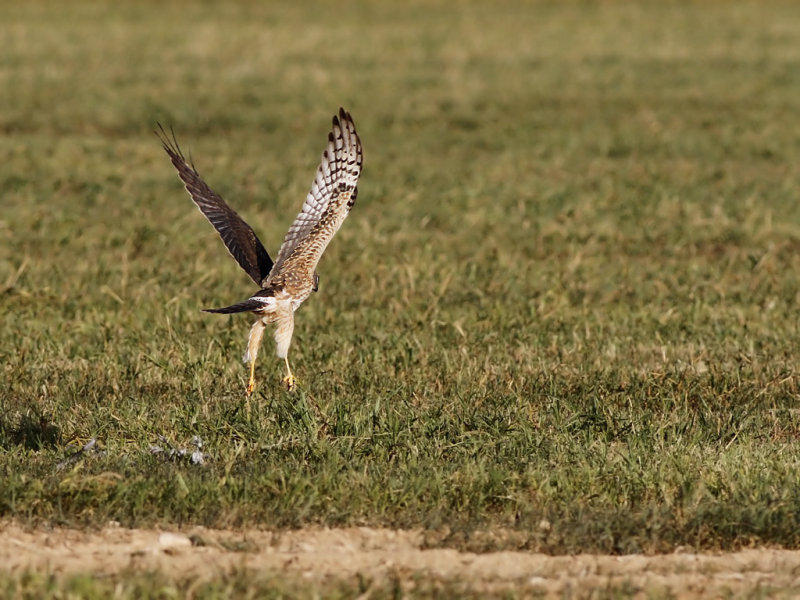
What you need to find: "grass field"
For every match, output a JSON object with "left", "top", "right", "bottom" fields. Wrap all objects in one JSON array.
[{"left": 3, "top": 0, "right": 800, "bottom": 596}]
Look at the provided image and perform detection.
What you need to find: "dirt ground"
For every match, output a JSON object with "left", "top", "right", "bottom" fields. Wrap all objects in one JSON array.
[{"left": 3, "top": 522, "right": 800, "bottom": 597}]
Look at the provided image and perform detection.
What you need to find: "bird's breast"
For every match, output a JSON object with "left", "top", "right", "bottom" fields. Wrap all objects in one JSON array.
[{"left": 272, "top": 288, "right": 308, "bottom": 313}]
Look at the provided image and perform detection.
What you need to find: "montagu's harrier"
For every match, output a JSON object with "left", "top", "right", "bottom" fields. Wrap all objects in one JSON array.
[{"left": 158, "top": 108, "right": 363, "bottom": 394}]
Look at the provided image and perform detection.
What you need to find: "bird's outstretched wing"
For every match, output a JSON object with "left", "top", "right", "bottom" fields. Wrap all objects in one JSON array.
[
  {"left": 266, "top": 108, "right": 362, "bottom": 287},
  {"left": 156, "top": 124, "right": 274, "bottom": 285}
]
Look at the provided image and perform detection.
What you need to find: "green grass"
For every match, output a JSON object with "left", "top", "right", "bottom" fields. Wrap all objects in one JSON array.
[
  {"left": 3, "top": 0, "right": 800, "bottom": 570},
  {"left": 0, "top": 571, "right": 647, "bottom": 600},
  {"left": 0, "top": 571, "right": 451, "bottom": 600},
  {"left": 0, "top": 571, "right": 413, "bottom": 600}
]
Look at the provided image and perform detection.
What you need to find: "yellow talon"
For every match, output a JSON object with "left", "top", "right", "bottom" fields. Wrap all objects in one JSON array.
[
  {"left": 246, "top": 358, "right": 257, "bottom": 396},
  {"left": 283, "top": 357, "right": 296, "bottom": 392}
]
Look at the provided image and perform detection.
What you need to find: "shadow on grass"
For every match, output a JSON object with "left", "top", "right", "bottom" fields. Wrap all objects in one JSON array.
[{"left": 0, "top": 411, "right": 60, "bottom": 451}]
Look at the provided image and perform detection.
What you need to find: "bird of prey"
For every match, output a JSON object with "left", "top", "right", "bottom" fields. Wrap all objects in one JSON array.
[{"left": 157, "top": 108, "right": 363, "bottom": 394}]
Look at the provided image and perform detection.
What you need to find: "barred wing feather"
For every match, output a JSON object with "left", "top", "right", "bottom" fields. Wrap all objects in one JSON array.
[{"left": 266, "top": 108, "right": 362, "bottom": 285}]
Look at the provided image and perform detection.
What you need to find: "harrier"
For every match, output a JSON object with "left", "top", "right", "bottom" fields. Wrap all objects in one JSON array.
[{"left": 158, "top": 108, "right": 363, "bottom": 394}]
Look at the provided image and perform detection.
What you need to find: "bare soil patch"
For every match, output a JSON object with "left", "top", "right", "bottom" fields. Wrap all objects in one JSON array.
[{"left": 2, "top": 522, "right": 799, "bottom": 597}]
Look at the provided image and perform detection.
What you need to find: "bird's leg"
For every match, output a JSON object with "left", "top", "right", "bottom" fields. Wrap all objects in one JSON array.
[
  {"left": 274, "top": 307, "right": 296, "bottom": 392},
  {"left": 244, "top": 319, "right": 267, "bottom": 397},
  {"left": 283, "top": 356, "right": 296, "bottom": 392},
  {"left": 247, "top": 360, "right": 257, "bottom": 396}
]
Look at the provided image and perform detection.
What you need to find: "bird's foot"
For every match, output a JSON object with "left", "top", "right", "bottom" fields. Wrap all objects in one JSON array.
[
  {"left": 246, "top": 379, "right": 256, "bottom": 397},
  {"left": 282, "top": 373, "right": 296, "bottom": 392}
]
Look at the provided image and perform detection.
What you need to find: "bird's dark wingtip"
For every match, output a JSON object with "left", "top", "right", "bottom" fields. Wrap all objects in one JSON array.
[
  {"left": 154, "top": 122, "right": 170, "bottom": 151},
  {"left": 154, "top": 122, "right": 186, "bottom": 159},
  {"left": 338, "top": 106, "right": 353, "bottom": 125}
]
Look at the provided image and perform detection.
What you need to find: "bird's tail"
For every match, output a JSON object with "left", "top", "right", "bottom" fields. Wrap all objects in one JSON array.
[{"left": 203, "top": 299, "right": 266, "bottom": 314}]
